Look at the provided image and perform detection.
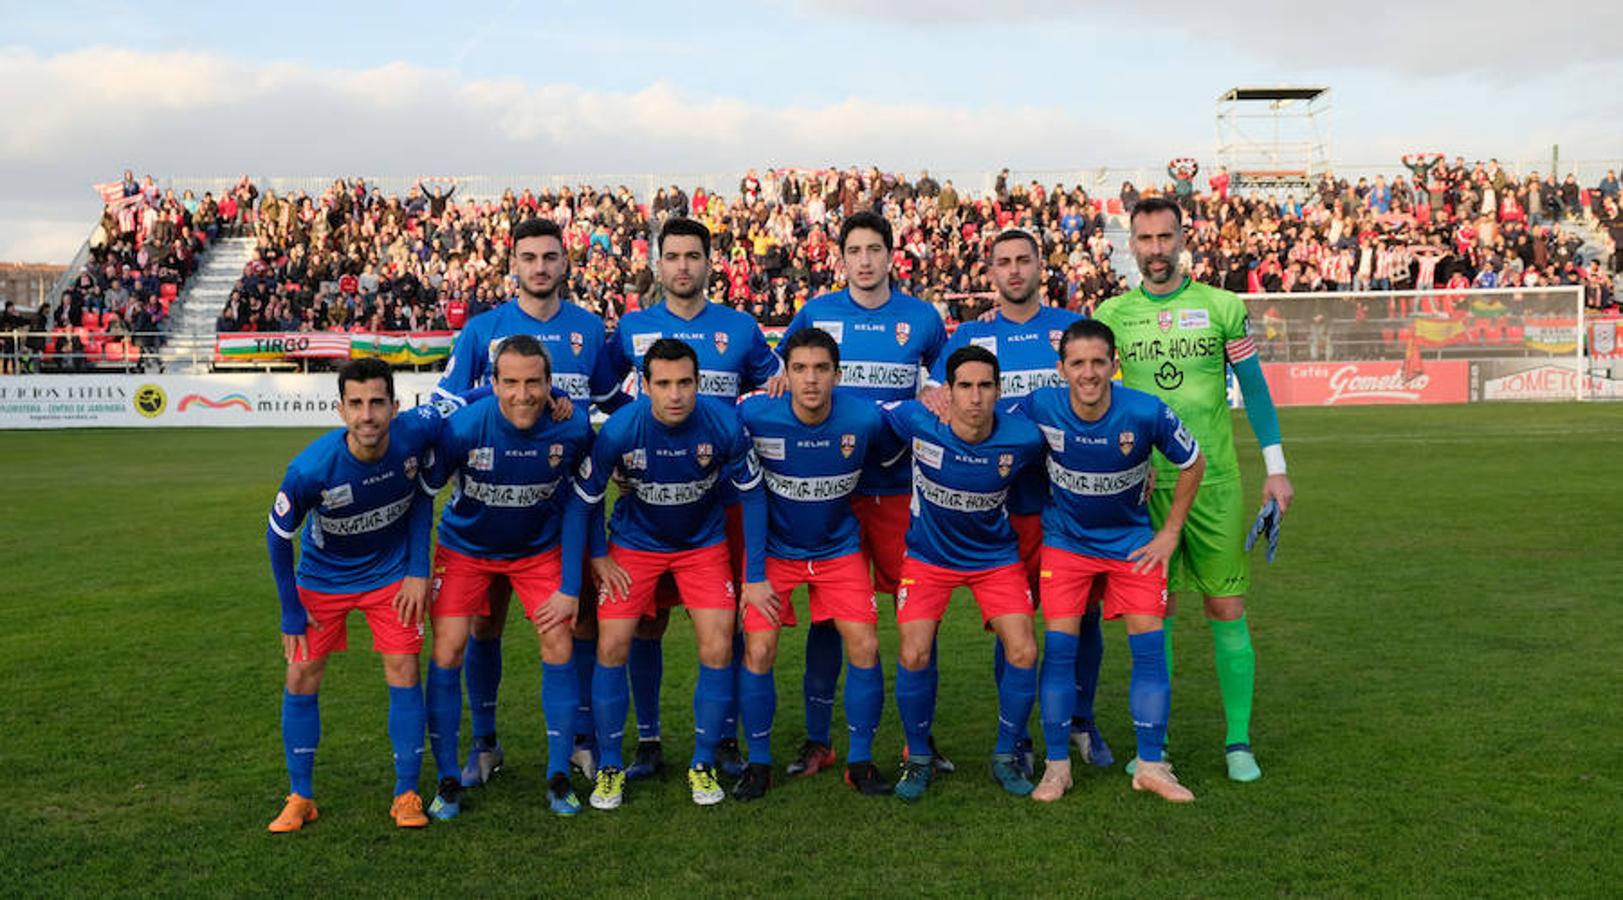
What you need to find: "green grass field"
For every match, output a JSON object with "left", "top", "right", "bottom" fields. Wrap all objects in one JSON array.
[{"left": 5, "top": 402, "right": 1622, "bottom": 896}]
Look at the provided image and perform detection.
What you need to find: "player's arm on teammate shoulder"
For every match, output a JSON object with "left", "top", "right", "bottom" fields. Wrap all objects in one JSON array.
[
  {"left": 865, "top": 404, "right": 909, "bottom": 470},
  {"left": 1130, "top": 405, "right": 1206, "bottom": 575},
  {"left": 537, "top": 432, "right": 591, "bottom": 633},
  {"left": 574, "top": 426, "right": 631, "bottom": 602},
  {"left": 1223, "top": 304, "right": 1293, "bottom": 513},
  {"left": 728, "top": 418, "right": 781, "bottom": 624},
  {"left": 267, "top": 467, "right": 315, "bottom": 663}
]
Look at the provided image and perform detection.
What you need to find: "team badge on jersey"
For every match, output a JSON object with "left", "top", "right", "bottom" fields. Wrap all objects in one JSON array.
[
  {"left": 403, "top": 456, "right": 419, "bottom": 481},
  {"left": 841, "top": 433, "right": 857, "bottom": 458},
  {"left": 713, "top": 331, "right": 729, "bottom": 355},
  {"left": 997, "top": 452, "right": 1014, "bottom": 478},
  {"left": 569, "top": 332, "right": 584, "bottom": 355},
  {"left": 1049, "top": 329, "right": 1064, "bottom": 352},
  {"left": 1158, "top": 310, "right": 1173, "bottom": 333},
  {"left": 469, "top": 447, "right": 495, "bottom": 471},
  {"left": 548, "top": 443, "right": 565, "bottom": 468},
  {"left": 1118, "top": 431, "right": 1136, "bottom": 456},
  {"left": 895, "top": 321, "right": 912, "bottom": 346},
  {"left": 695, "top": 442, "right": 714, "bottom": 468}
]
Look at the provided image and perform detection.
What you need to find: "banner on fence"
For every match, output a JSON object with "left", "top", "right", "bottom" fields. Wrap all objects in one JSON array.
[{"left": 1261, "top": 360, "right": 1471, "bottom": 406}]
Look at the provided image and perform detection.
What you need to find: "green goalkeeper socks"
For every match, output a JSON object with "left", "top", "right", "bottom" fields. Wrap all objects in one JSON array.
[{"left": 1209, "top": 615, "right": 1255, "bottom": 747}]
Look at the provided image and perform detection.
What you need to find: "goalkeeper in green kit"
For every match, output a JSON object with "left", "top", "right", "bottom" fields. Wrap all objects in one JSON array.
[{"left": 1093, "top": 197, "right": 1295, "bottom": 783}]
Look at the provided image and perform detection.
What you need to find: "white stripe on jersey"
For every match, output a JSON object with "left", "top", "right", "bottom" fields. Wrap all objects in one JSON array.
[
  {"left": 1046, "top": 458, "right": 1150, "bottom": 497},
  {"left": 913, "top": 467, "right": 1007, "bottom": 513},
  {"left": 763, "top": 469, "right": 862, "bottom": 502},
  {"left": 632, "top": 470, "right": 720, "bottom": 506},
  {"left": 312, "top": 494, "right": 413, "bottom": 538},
  {"left": 461, "top": 475, "right": 562, "bottom": 508},
  {"left": 839, "top": 360, "right": 921, "bottom": 390},
  {"left": 1000, "top": 368, "right": 1066, "bottom": 397},
  {"left": 552, "top": 372, "right": 590, "bottom": 399}
]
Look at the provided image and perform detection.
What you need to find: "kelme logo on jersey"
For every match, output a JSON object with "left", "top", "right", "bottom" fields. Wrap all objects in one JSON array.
[
  {"left": 548, "top": 443, "right": 564, "bottom": 468},
  {"left": 695, "top": 442, "right": 713, "bottom": 468},
  {"left": 1119, "top": 431, "right": 1136, "bottom": 456},
  {"left": 997, "top": 452, "right": 1014, "bottom": 478},
  {"left": 1158, "top": 310, "right": 1173, "bottom": 333},
  {"left": 840, "top": 433, "right": 856, "bottom": 458},
  {"left": 1154, "top": 361, "right": 1184, "bottom": 390},
  {"left": 569, "top": 332, "right": 584, "bottom": 355},
  {"left": 713, "top": 331, "right": 729, "bottom": 354},
  {"left": 895, "top": 321, "right": 911, "bottom": 346}
]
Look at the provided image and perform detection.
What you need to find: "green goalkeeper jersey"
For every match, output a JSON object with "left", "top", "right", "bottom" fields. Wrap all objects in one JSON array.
[{"left": 1094, "top": 278, "right": 1252, "bottom": 484}]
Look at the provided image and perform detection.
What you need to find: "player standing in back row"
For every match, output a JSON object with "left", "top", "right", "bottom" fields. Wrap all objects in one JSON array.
[
  {"left": 775, "top": 210, "right": 951, "bottom": 774},
  {"left": 1092, "top": 197, "right": 1295, "bottom": 783}
]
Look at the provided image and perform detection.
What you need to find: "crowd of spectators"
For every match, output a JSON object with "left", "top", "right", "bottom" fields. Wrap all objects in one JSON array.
[{"left": 217, "top": 159, "right": 1619, "bottom": 341}]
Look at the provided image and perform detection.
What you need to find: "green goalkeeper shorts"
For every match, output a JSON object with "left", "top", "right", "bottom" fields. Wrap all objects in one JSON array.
[{"left": 1149, "top": 477, "right": 1250, "bottom": 598}]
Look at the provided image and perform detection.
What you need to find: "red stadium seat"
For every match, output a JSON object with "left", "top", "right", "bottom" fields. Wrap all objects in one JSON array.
[
  {"left": 103, "top": 342, "right": 126, "bottom": 362},
  {"left": 160, "top": 283, "right": 179, "bottom": 300}
]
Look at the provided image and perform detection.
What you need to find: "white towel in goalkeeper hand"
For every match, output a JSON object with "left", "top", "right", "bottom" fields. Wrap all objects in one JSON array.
[{"left": 1245, "top": 498, "right": 1282, "bottom": 563}]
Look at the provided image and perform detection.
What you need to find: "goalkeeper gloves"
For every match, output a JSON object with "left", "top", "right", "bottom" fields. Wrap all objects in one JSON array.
[{"left": 1245, "top": 498, "right": 1282, "bottom": 563}]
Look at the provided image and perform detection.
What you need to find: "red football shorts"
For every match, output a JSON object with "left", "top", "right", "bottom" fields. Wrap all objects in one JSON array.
[
  {"left": 431, "top": 545, "right": 570, "bottom": 624},
  {"left": 852, "top": 493, "right": 909, "bottom": 596},
  {"left": 1010, "top": 513, "right": 1043, "bottom": 596},
  {"left": 1039, "top": 545, "right": 1168, "bottom": 620},
  {"left": 745, "top": 552, "right": 878, "bottom": 632},
  {"left": 601, "top": 542, "right": 736, "bottom": 621},
  {"left": 653, "top": 502, "right": 744, "bottom": 611},
  {"left": 296, "top": 579, "right": 423, "bottom": 659},
  {"left": 895, "top": 555, "right": 1034, "bottom": 628}
]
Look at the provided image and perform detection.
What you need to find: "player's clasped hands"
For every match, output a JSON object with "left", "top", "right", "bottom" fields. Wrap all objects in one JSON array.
[
  {"left": 1127, "top": 528, "right": 1180, "bottom": 576},
  {"left": 392, "top": 576, "right": 430, "bottom": 626},
  {"left": 591, "top": 556, "right": 633, "bottom": 604},
  {"left": 740, "top": 580, "right": 782, "bottom": 627}
]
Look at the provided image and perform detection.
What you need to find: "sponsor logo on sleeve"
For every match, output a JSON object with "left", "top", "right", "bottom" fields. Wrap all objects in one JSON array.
[
  {"left": 911, "top": 438, "right": 945, "bottom": 469},
  {"left": 274, "top": 491, "right": 291, "bottom": 518},
  {"left": 753, "top": 436, "right": 786, "bottom": 461}
]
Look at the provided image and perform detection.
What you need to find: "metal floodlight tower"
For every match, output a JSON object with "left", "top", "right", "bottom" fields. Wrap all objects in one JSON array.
[{"left": 1215, "top": 85, "right": 1332, "bottom": 190}]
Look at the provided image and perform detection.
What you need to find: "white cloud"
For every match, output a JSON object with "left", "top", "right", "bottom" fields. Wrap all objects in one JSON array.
[
  {"left": 0, "top": 46, "right": 1145, "bottom": 262},
  {"left": 797, "top": 0, "right": 1623, "bottom": 78}
]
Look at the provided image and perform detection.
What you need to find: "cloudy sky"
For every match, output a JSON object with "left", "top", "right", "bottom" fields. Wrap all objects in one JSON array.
[{"left": 2, "top": 0, "right": 1618, "bottom": 262}]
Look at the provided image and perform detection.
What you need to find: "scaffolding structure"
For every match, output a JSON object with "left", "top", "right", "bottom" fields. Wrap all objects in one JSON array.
[{"left": 1215, "top": 86, "right": 1332, "bottom": 190}]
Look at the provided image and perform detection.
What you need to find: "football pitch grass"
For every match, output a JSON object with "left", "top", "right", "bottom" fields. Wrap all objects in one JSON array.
[{"left": 5, "top": 402, "right": 1621, "bottom": 896}]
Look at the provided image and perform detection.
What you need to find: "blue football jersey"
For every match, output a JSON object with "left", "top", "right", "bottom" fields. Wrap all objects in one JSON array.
[
  {"left": 880, "top": 400, "right": 1045, "bottom": 571},
  {"left": 436, "top": 299, "right": 619, "bottom": 414},
  {"left": 605, "top": 301, "right": 782, "bottom": 399},
  {"left": 269, "top": 404, "right": 443, "bottom": 593},
  {"left": 929, "top": 305, "right": 1083, "bottom": 516},
  {"left": 574, "top": 395, "right": 766, "bottom": 579},
  {"left": 1014, "top": 385, "right": 1200, "bottom": 561},
  {"left": 779, "top": 288, "right": 948, "bottom": 496},
  {"left": 423, "top": 395, "right": 594, "bottom": 582},
  {"left": 738, "top": 392, "right": 905, "bottom": 562}
]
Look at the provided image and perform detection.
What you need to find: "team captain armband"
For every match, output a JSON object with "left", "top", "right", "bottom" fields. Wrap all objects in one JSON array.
[{"left": 1224, "top": 336, "right": 1257, "bottom": 364}]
